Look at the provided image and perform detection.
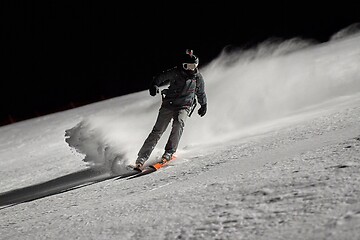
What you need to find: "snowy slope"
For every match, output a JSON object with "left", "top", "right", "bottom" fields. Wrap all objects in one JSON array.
[
  {"left": 63, "top": 32, "right": 360, "bottom": 170},
  {"left": 1, "top": 29, "right": 360, "bottom": 239}
]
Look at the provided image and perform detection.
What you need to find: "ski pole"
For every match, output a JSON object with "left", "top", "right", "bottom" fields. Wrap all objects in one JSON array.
[{"left": 188, "top": 98, "right": 197, "bottom": 117}]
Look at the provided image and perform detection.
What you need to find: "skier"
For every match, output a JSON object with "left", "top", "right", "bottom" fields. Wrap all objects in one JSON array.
[{"left": 134, "top": 49, "right": 207, "bottom": 169}]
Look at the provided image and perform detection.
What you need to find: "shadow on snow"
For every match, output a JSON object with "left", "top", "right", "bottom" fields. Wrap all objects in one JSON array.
[{"left": 0, "top": 168, "right": 115, "bottom": 209}]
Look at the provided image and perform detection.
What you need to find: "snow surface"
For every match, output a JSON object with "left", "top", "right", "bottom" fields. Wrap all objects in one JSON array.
[{"left": 1, "top": 28, "right": 360, "bottom": 239}]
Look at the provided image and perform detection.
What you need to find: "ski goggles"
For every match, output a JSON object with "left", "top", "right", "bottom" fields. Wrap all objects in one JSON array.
[{"left": 182, "top": 62, "right": 198, "bottom": 71}]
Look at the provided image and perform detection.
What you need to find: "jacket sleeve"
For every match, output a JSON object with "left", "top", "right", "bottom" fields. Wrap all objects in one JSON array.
[
  {"left": 196, "top": 72, "right": 207, "bottom": 106},
  {"left": 151, "top": 67, "right": 177, "bottom": 87}
]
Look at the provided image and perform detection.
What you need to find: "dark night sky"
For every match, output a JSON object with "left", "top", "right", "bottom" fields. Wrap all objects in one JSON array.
[{"left": 1, "top": 1, "right": 359, "bottom": 126}]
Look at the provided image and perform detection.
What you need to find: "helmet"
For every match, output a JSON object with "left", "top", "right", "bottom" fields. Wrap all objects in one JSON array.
[{"left": 181, "top": 49, "right": 199, "bottom": 71}]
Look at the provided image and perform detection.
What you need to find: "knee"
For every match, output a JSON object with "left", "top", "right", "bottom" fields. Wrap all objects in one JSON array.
[
  {"left": 174, "top": 117, "right": 185, "bottom": 129},
  {"left": 152, "top": 125, "right": 166, "bottom": 135}
]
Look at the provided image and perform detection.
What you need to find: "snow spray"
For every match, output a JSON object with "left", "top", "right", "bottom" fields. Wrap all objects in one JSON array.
[{"left": 65, "top": 26, "right": 360, "bottom": 170}]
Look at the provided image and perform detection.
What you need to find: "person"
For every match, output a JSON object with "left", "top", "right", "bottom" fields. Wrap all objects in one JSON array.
[{"left": 134, "top": 49, "right": 207, "bottom": 169}]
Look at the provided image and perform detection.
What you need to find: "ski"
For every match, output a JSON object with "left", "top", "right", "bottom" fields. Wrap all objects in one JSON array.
[
  {"left": 127, "top": 155, "right": 177, "bottom": 179},
  {"left": 127, "top": 167, "right": 157, "bottom": 179},
  {"left": 114, "top": 155, "right": 177, "bottom": 180},
  {"left": 113, "top": 168, "right": 142, "bottom": 180}
]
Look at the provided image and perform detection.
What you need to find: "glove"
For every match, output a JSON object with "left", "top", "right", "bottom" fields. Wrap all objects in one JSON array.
[
  {"left": 198, "top": 104, "right": 207, "bottom": 117},
  {"left": 149, "top": 85, "right": 159, "bottom": 96}
]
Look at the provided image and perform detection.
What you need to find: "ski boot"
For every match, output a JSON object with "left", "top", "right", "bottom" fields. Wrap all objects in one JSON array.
[
  {"left": 134, "top": 158, "right": 146, "bottom": 171},
  {"left": 161, "top": 152, "right": 173, "bottom": 163}
]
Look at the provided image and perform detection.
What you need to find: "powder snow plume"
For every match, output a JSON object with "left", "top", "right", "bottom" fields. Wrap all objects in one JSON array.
[{"left": 65, "top": 25, "right": 360, "bottom": 171}]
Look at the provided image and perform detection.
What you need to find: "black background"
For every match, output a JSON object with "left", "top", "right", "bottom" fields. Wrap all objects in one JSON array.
[{"left": 1, "top": 1, "right": 359, "bottom": 126}]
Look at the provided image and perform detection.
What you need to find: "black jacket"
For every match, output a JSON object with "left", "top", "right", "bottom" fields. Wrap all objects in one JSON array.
[{"left": 152, "top": 66, "right": 207, "bottom": 110}]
